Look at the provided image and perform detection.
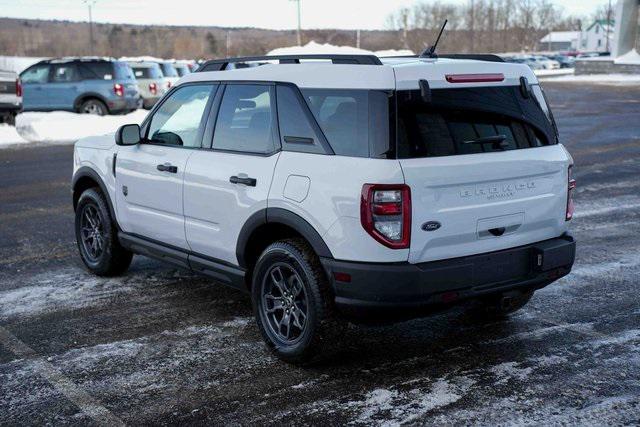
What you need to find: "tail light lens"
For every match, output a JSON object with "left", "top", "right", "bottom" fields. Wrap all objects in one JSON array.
[
  {"left": 149, "top": 82, "right": 157, "bottom": 95},
  {"left": 16, "top": 78, "right": 22, "bottom": 97},
  {"left": 361, "top": 184, "right": 411, "bottom": 249},
  {"left": 113, "top": 83, "right": 124, "bottom": 97},
  {"left": 566, "top": 165, "right": 576, "bottom": 221}
]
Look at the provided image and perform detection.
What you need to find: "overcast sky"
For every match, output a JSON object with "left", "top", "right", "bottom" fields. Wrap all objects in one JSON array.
[{"left": 0, "top": 0, "right": 607, "bottom": 30}]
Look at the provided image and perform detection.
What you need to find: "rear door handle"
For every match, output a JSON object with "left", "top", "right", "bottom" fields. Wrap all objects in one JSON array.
[
  {"left": 157, "top": 163, "right": 178, "bottom": 173},
  {"left": 229, "top": 175, "right": 257, "bottom": 187}
]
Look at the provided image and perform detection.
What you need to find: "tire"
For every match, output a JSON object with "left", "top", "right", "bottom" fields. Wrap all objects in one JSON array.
[
  {"left": 6, "top": 113, "right": 16, "bottom": 126},
  {"left": 79, "top": 98, "right": 108, "bottom": 116},
  {"left": 252, "top": 238, "right": 339, "bottom": 364},
  {"left": 474, "top": 290, "right": 534, "bottom": 320},
  {"left": 75, "top": 188, "right": 132, "bottom": 276}
]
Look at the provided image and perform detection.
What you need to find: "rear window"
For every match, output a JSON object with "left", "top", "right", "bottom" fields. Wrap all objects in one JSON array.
[
  {"left": 396, "top": 87, "right": 557, "bottom": 159},
  {"left": 132, "top": 65, "right": 162, "bottom": 79},
  {"left": 114, "top": 62, "right": 135, "bottom": 80},
  {"left": 301, "top": 89, "right": 390, "bottom": 158},
  {"left": 78, "top": 62, "right": 115, "bottom": 80},
  {"left": 160, "top": 63, "right": 178, "bottom": 77}
]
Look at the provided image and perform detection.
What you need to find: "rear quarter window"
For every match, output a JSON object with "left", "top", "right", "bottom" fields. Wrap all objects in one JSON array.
[
  {"left": 78, "top": 62, "right": 115, "bottom": 80},
  {"left": 301, "top": 89, "right": 390, "bottom": 158}
]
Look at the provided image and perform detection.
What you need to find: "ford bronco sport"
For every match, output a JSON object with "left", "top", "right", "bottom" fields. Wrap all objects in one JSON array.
[{"left": 72, "top": 53, "right": 576, "bottom": 363}]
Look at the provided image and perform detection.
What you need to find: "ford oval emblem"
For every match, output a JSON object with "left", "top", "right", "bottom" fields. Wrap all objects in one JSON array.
[{"left": 422, "top": 221, "right": 441, "bottom": 232}]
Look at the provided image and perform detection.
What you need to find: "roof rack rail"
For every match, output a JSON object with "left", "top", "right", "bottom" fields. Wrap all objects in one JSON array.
[
  {"left": 197, "top": 54, "right": 383, "bottom": 72},
  {"left": 382, "top": 54, "right": 505, "bottom": 63}
]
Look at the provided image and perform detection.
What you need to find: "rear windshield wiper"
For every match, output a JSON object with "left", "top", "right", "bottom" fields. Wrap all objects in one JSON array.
[{"left": 463, "top": 135, "right": 508, "bottom": 149}]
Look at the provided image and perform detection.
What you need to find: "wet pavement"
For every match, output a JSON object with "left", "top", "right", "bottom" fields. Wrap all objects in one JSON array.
[{"left": 0, "top": 82, "right": 639, "bottom": 425}]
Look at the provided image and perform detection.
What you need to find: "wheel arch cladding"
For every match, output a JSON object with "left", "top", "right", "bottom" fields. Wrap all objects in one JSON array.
[
  {"left": 236, "top": 208, "right": 334, "bottom": 270},
  {"left": 72, "top": 167, "right": 118, "bottom": 228}
]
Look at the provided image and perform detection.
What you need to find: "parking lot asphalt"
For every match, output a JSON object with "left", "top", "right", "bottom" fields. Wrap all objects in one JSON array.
[{"left": 1, "top": 82, "right": 639, "bottom": 425}]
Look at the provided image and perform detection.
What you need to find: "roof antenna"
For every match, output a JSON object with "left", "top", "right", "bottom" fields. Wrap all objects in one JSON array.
[{"left": 420, "top": 20, "right": 448, "bottom": 58}]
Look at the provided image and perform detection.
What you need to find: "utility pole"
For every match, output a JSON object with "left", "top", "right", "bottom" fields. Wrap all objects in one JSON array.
[
  {"left": 605, "top": 0, "right": 612, "bottom": 52},
  {"left": 290, "top": 0, "right": 302, "bottom": 46},
  {"left": 83, "top": 0, "right": 97, "bottom": 55}
]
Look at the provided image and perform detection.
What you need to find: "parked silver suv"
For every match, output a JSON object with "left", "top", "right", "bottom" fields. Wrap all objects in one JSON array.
[{"left": 127, "top": 61, "right": 167, "bottom": 109}]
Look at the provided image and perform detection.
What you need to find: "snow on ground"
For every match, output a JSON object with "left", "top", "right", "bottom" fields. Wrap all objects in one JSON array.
[
  {"left": 534, "top": 68, "right": 574, "bottom": 77},
  {"left": 615, "top": 49, "right": 640, "bottom": 65},
  {"left": 0, "top": 56, "right": 46, "bottom": 73},
  {"left": 0, "top": 124, "right": 29, "bottom": 148},
  {"left": 539, "top": 73, "right": 640, "bottom": 84},
  {"left": 5, "top": 110, "right": 148, "bottom": 145}
]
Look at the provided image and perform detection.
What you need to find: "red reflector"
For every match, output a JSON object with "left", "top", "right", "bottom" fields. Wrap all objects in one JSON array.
[
  {"left": 373, "top": 203, "right": 402, "bottom": 215},
  {"left": 445, "top": 73, "right": 505, "bottom": 83},
  {"left": 333, "top": 272, "right": 351, "bottom": 283}
]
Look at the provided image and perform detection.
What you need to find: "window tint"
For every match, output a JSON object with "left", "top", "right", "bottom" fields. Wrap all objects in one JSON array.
[
  {"left": 21, "top": 64, "right": 49, "bottom": 83},
  {"left": 132, "top": 65, "right": 162, "bottom": 79},
  {"left": 147, "top": 84, "right": 213, "bottom": 148},
  {"left": 301, "top": 89, "right": 389, "bottom": 158},
  {"left": 212, "top": 84, "right": 276, "bottom": 154},
  {"left": 78, "top": 62, "right": 115, "bottom": 80},
  {"left": 276, "top": 85, "right": 324, "bottom": 154},
  {"left": 51, "top": 64, "right": 78, "bottom": 82},
  {"left": 160, "top": 63, "right": 178, "bottom": 77}
]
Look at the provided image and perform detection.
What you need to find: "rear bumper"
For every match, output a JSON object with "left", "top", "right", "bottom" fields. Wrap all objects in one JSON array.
[
  {"left": 321, "top": 234, "right": 575, "bottom": 316},
  {"left": 0, "top": 102, "right": 22, "bottom": 114},
  {"left": 107, "top": 97, "right": 141, "bottom": 113}
]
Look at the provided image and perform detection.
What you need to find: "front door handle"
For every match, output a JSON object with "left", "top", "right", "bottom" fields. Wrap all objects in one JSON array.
[
  {"left": 229, "top": 175, "right": 257, "bottom": 187},
  {"left": 157, "top": 163, "right": 178, "bottom": 173}
]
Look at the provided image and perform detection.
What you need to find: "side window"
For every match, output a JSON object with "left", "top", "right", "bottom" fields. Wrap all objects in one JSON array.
[
  {"left": 147, "top": 84, "right": 213, "bottom": 148},
  {"left": 276, "top": 85, "right": 325, "bottom": 154},
  {"left": 21, "top": 65, "right": 50, "bottom": 84},
  {"left": 51, "top": 64, "right": 78, "bottom": 83},
  {"left": 78, "top": 62, "right": 114, "bottom": 80},
  {"left": 212, "top": 84, "right": 276, "bottom": 154},
  {"left": 302, "top": 89, "right": 370, "bottom": 157}
]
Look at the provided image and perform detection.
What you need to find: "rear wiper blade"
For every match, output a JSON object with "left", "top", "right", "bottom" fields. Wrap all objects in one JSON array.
[{"left": 463, "top": 135, "right": 508, "bottom": 149}]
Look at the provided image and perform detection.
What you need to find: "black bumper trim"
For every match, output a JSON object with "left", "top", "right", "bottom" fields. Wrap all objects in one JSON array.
[{"left": 321, "top": 234, "right": 575, "bottom": 312}]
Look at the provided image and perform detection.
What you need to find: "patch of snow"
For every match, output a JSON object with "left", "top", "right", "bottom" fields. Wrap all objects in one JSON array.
[
  {"left": 14, "top": 110, "right": 148, "bottom": 143},
  {"left": 588, "top": 329, "right": 640, "bottom": 349},
  {"left": 614, "top": 49, "right": 640, "bottom": 65},
  {"left": 222, "top": 317, "right": 251, "bottom": 328},
  {"left": 539, "top": 73, "right": 640, "bottom": 85},
  {"left": 535, "top": 68, "right": 574, "bottom": 77},
  {"left": 0, "top": 56, "right": 47, "bottom": 73},
  {"left": 0, "top": 124, "right": 29, "bottom": 148},
  {"left": 268, "top": 41, "right": 373, "bottom": 56},
  {"left": 490, "top": 361, "right": 533, "bottom": 384},
  {"left": 374, "top": 49, "right": 415, "bottom": 57}
]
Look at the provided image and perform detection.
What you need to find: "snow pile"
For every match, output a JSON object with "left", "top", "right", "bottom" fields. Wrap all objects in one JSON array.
[
  {"left": 268, "top": 41, "right": 414, "bottom": 57},
  {"left": 615, "top": 49, "right": 640, "bottom": 65},
  {"left": 534, "top": 68, "right": 574, "bottom": 77},
  {"left": 14, "top": 110, "right": 148, "bottom": 143},
  {"left": 0, "top": 124, "right": 29, "bottom": 148},
  {"left": 538, "top": 73, "right": 640, "bottom": 85},
  {"left": 0, "top": 56, "right": 47, "bottom": 73}
]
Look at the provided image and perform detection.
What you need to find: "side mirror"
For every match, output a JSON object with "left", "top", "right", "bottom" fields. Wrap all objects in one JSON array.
[{"left": 115, "top": 124, "right": 141, "bottom": 146}]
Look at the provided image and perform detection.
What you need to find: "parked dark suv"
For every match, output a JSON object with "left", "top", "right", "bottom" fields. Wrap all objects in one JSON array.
[{"left": 20, "top": 58, "right": 141, "bottom": 115}]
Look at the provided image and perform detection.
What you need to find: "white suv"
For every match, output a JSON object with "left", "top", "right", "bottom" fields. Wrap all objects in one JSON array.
[{"left": 72, "top": 54, "right": 576, "bottom": 363}]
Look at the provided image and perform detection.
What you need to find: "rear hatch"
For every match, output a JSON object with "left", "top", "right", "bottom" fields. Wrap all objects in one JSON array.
[{"left": 396, "top": 84, "right": 571, "bottom": 264}]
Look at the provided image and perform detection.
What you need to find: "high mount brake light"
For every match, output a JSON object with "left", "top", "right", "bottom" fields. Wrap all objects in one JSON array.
[
  {"left": 445, "top": 73, "right": 505, "bottom": 83},
  {"left": 361, "top": 184, "right": 411, "bottom": 249},
  {"left": 566, "top": 165, "right": 576, "bottom": 221}
]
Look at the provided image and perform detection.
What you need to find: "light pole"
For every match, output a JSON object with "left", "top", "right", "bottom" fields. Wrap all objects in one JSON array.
[
  {"left": 290, "top": 0, "right": 302, "bottom": 46},
  {"left": 83, "top": 0, "right": 97, "bottom": 55}
]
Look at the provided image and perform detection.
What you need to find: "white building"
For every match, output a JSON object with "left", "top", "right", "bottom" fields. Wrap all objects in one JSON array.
[
  {"left": 539, "top": 20, "right": 615, "bottom": 53},
  {"left": 580, "top": 20, "right": 615, "bottom": 53},
  {"left": 539, "top": 31, "right": 581, "bottom": 51}
]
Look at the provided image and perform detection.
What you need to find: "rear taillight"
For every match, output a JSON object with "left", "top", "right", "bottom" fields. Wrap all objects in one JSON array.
[
  {"left": 16, "top": 78, "right": 22, "bottom": 97},
  {"left": 113, "top": 83, "right": 124, "bottom": 97},
  {"left": 566, "top": 165, "right": 576, "bottom": 221},
  {"left": 361, "top": 184, "right": 411, "bottom": 249},
  {"left": 149, "top": 82, "right": 157, "bottom": 95}
]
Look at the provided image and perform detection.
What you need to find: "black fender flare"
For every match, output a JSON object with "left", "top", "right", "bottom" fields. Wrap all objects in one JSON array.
[
  {"left": 236, "top": 208, "right": 333, "bottom": 268},
  {"left": 72, "top": 166, "right": 119, "bottom": 229},
  {"left": 73, "top": 92, "right": 110, "bottom": 112}
]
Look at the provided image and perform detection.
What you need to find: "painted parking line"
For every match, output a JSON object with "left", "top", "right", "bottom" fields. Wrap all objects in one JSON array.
[{"left": 0, "top": 325, "right": 125, "bottom": 427}]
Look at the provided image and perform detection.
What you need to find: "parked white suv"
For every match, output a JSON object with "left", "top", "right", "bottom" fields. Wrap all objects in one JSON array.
[{"left": 72, "top": 54, "right": 576, "bottom": 363}]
